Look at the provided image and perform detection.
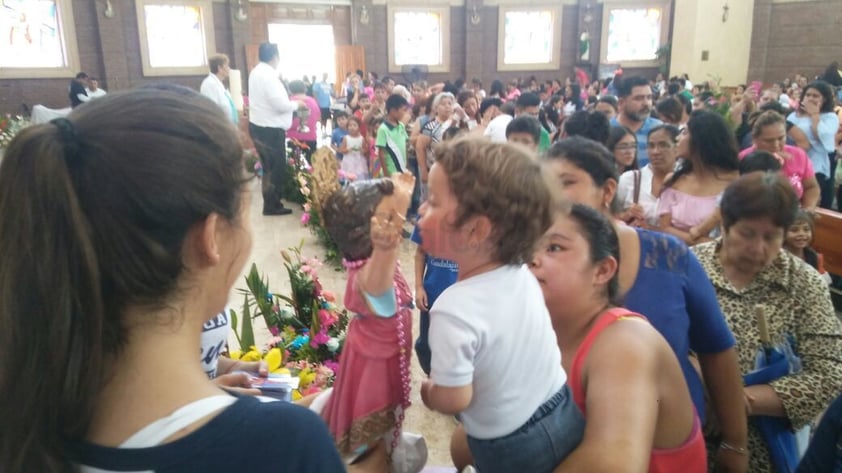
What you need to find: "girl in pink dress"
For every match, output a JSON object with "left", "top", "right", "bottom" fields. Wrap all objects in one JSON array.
[{"left": 320, "top": 173, "right": 416, "bottom": 461}]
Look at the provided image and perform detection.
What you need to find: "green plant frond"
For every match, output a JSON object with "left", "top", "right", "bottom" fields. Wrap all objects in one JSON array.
[{"left": 240, "top": 294, "right": 256, "bottom": 350}]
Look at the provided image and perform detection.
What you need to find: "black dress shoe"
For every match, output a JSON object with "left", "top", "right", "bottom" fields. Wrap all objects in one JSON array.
[{"left": 263, "top": 206, "right": 293, "bottom": 216}]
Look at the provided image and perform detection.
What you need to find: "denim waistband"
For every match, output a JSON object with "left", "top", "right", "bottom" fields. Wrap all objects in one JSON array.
[{"left": 518, "top": 385, "right": 573, "bottom": 431}]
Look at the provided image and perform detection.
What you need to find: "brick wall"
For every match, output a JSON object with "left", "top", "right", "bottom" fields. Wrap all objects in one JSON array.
[
  {"left": 748, "top": 0, "right": 842, "bottom": 84},
  {"left": 4, "top": 0, "right": 834, "bottom": 115}
]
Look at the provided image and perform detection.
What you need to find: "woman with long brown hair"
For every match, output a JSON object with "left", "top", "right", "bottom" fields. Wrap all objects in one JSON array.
[{"left": 0, "top": 87, "right": 342, "bottom": 472}]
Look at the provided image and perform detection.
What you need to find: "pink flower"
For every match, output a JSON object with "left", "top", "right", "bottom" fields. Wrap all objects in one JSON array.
[
  {"left": 269, "top": 326, "right": 279, "bottom": 336},
  {"left": 303, "top": 203, "right": 311, "bottom": 212},
  {"left": 318, "top": 309, "right": 336, "bottom": 328},
  {"left": 324, "top": 360, "right": 340, "bottom": 375},
  {"left": 300, "top": 264, "right": 312, "bottom": 274},
  {"left": 338, "top": 169, "right": 347, "bottom": 179},
  {"left": 300, "top": 212, "right": 310, "bottom": 225},
  {"left": 303, "top": 385, "right": 323, "bottom": 396},
  {"left": 322, "top": 290, "right": 336, "bottom": 302},
  {"left": 310, "top": 329, "right": 330, "bottom": 348}
]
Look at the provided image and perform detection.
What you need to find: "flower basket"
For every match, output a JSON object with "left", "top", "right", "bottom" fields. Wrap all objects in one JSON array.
[{"left": 229, "top": 244, "right": 349, "bottom": 399}]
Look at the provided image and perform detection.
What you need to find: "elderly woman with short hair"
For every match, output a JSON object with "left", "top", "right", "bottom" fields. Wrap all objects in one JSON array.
[{"left": 692, "top": 172, "right": 842, "bottom": 473}]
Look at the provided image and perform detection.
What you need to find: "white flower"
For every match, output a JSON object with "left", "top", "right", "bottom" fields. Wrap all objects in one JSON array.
[
  {"left": 326, "top": 337, "right": 340, "bottom": 352},
  {"left": 279, "top": 306, "right": 295, "bottom": 319}
]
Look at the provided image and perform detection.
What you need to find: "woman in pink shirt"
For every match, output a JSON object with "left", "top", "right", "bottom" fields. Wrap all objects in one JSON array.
[
  {"left": 739, "top": 110, "right": 820, "bottom": 210},
  {"left": 658, "top": 111, "right": 740, "bottom": 245},
  {"left": 287, "top": 80, "right": 321, "bottom": 161}
]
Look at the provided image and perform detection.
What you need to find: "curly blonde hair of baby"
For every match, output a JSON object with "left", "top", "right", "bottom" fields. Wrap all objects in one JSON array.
[{"left": 434, "top": 137, "right": 565, "bottom": 265}]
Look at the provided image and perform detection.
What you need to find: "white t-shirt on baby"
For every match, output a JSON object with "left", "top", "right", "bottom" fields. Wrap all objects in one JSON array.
[{"left": 429, "top": 264, "right": 566, "bottom": 439}]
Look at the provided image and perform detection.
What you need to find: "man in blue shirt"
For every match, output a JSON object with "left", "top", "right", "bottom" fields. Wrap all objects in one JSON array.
[
  {"left": 312, "top": 73, "right": 333, "bottom": 135},
  {"left": 610, "top": 76, "right": 662, "bottom": 167}
]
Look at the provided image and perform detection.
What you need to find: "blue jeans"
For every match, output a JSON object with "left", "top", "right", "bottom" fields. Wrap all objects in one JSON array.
[
  {"left": 414, "top": 310, "right": 431, "bottom": 375},
  {"left": 796, "top": 393, "right": 842, "bottom": 472},
  {"left": 467, "top": 385, "right": 585, "bottom": 473}
]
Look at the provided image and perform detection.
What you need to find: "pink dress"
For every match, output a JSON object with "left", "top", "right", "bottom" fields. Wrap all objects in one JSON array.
[
  {"left": 657, "top": 188, "right": 719, "bottom": 232},
  {"left": 738, "top": 144, "right": 814, "bottom": 199},
  {"left": 322, "top": 259, "right": 413, "bottom": 456}
]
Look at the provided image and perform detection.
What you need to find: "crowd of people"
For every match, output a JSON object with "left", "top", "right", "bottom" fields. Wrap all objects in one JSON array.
[{"left": 2, "top": 40, "right": 842, "bottom": 473}]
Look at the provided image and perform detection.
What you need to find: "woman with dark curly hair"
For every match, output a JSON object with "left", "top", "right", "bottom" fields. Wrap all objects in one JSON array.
[
  {"left": 658, "top": 110, "right": 740, "bottom": 245},
  {"left": 542, "top": 136, "right": 747, "bottom": 473},
  {"left": 786, "top": 80, "right": 839, "bottom": 209}
]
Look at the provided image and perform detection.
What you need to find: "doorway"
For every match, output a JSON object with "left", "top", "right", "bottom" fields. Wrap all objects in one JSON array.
[{"left": 267, "top": 23, "right": 336, "bottom": 84}]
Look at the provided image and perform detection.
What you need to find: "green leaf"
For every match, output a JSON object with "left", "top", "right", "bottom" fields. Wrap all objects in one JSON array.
[
  {"left": 240, "top": 293, "right": 256, "bottom": 349},
  {"left": 230, "top": 308, "right": 243, "bottom": 350}
]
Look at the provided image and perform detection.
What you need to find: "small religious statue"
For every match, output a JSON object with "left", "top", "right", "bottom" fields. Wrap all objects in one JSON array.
[{"left": 579, "top": 31, "right": 590, "bottom": 62}]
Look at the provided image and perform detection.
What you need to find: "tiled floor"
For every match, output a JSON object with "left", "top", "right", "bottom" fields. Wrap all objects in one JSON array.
[{"left": 229, "top": 178, "right": 456, "bottom": 467}]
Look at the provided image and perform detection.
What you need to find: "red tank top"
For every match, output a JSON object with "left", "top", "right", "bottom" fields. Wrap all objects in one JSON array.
[{"left": 568, "top": 307, "right": 707, "bottom": 473}]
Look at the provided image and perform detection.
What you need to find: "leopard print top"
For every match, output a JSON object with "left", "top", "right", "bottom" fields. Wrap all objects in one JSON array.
[{"left": 694, "top": 240, "right": 842, "bottom": 473}]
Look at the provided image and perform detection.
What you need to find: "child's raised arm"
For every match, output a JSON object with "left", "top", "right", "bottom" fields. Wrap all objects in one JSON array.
[{"left": 357, "top": 173, "right": 415, "bottom": 312}]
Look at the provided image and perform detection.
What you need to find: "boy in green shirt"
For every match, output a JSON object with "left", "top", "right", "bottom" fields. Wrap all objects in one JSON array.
[{"left": 376, "top": 94, "right": 410, "bottom": 176}]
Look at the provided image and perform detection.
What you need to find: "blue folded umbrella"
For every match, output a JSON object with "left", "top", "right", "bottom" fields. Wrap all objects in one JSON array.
[{"left": 744, "top": 306, "right": 803, "bottom": 473}]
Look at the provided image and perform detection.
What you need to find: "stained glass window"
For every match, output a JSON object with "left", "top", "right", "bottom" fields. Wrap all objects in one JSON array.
[
  {"left": 388, "top": 7, "right": 449, "bottom": 73},
  {"left": 496, "top": 7, "right": 560, "bottom": 71},
  {"left": 135, "top": 0, "right": 215, "bottom": 76},
  {"left": 605, "top": 7, "right": 663, "bottom": 63},
  {"left": 393, "top": 11, "right": 441, "bottom": 66},
  {"left": 143, "top": 5, "right": 206, "bottom": 68},
  {"left": 0, "top": 0, "right": 80, "bottom": 77},
  {"left": 502, "top": 10, "right": 554, "bottom": 65}
]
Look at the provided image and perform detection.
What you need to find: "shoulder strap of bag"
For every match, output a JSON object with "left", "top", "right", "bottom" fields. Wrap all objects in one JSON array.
[
  {"left": 120, "top": 395, "right": 237, "bottom": 448},
  {"left": 632, "top": 169, "right": 642, "bottom": 204}
]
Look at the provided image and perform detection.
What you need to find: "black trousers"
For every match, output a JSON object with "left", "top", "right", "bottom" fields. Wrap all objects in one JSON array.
[{"left": 249, "top": 123, "right": 287, "bottom": 210}]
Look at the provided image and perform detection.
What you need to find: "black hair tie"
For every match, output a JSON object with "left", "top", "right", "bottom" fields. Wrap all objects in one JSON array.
[{"left": 50, "top": 117, "right": 82, "bottom": 164}]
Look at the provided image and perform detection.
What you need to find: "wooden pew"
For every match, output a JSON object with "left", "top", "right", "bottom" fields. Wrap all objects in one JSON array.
[
  {"left": 814, "top": 208, "right": 842, "bottom": 277},
  {"left": 813, "top": 208, "right": 842, "bottom": 310}
]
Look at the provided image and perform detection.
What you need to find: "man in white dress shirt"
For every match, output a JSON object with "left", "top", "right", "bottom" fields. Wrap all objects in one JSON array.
[
  {"left": 200, "top": 54, "right": 238, "bottom": 125},
  {"left": 79, "top": 77, "right": 107, "bottom": 103},
  {"left": 248, "top": 43, "right": 297, "bottom": 216}
]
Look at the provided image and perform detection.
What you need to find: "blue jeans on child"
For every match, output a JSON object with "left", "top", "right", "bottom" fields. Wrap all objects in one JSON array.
[{"left": 467, "top": 385, "right": 585, "bottom": 473}]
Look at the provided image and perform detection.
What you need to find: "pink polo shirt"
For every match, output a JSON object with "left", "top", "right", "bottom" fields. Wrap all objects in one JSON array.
[{"left": 738, "top": 144, "right": 814, "bottom": 199}]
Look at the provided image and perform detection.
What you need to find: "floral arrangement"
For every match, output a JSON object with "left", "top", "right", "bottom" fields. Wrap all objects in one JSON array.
[
  {"left": 0, "top": 115, "right": 30, "bottom": 149},
  {"left": 229, "top": 244, "right": 349, "bottom": 399},
  {"left": 298, "top": 179, "right": 342, "bottom": 266},
  {"left": 297, "top": 162, "right": 357, "bottom": 267},
  {"left": 281, "top": 139, "right": 309, "bottom": 205}
]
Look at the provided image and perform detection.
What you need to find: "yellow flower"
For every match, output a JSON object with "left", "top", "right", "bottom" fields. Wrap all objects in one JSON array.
[
  {"left": 240, "top": 346, "right": 262, "bottom": 362},
  {"left": 298, "top": 367, "right": 316, "bottom": 389},
  {"left": 265, "top": 348, "right": 284, "bottom": 372},
  {"left": 292, "top": 389, "right": 302, "bottom": 401},
  {"left": 228, "top": 350, "right": 243, "bottom": 360}
]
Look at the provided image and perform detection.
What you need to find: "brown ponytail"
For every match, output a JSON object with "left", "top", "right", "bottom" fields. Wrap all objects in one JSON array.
[{"left": 0, "top": 87, "right": 246, "bottom": 471}]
